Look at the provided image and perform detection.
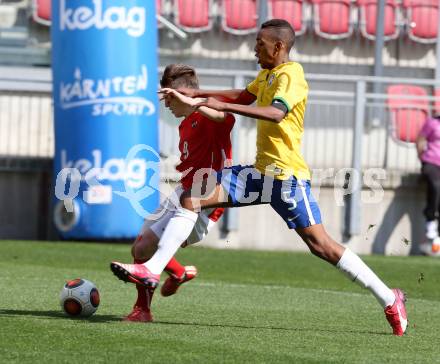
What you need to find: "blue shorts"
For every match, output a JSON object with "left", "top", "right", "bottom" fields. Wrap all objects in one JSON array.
[{"left": 217, "top": 165, "right": 321, "bottom": 229}]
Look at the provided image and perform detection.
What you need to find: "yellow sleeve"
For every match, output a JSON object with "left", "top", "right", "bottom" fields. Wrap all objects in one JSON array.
[
  {"left": 272, "top": 69, "right": 308, "bottom": 111},
  {"left": 246, "top": 70, "right": 268, "bottom": 96},
  {"left": 246, "top": 77, "right": 259, "bottom": 96}
]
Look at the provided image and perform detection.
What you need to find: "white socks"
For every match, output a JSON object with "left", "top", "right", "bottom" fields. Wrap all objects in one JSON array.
[
  {"left": 337, "top": 248, "right": 395, "bottom": 308},
  {"left": 145, "top": 207, "right": 198, "bottom": 275}
]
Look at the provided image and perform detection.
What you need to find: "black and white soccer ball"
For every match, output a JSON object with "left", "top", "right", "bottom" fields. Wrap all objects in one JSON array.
[{"left": 60, "top": 278, "right": 100, "bottom": 317}]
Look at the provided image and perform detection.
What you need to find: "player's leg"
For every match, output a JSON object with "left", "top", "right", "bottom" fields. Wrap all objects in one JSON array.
[
  {"left": 149, "top": 209, "right": 199, "bottom": 297},
  {"left": 110, "top": 178, "right": 224, "bottom": 287},
  {"left": 296, "top": 224, "right": 397, "bottom": 306},
  {"left": 270, "top": 176, "right": 406, "bottom": 335},
  {"left": 132, "top": 221, "right": 185, "bottom": 276},
  {"left": 115, "top": 165, "right": 247, "bottom": 281},
  {"left": 138, "top": 213, "right": 194, "bottom": 281},
  {"left": 297, "top": 224, "right": 407, "bottom": 335},
  {"left": 112, "top": 192, "right": 193, "bottom": 318},
  {"left": 160, "top": 209, "right": 219, "bottom": 296},
  {"left": 422, "top": 163, "right": 440, "bottom": 240},
  {"left": 144, "top": 174, "right": 230, "bottom": 276},
  {"left": 145, "top": 165, "right": 262, "bottom": 275},
  {"left": 112, "top": 165, "right": 260, "bottom": 284},
  {"left": 120, "top": 207, "right": 168, "bottom": 323},
  {"left": 419, "top": 163, "right": 440, "bottom": 255},
  {"left": 131, "top": 211, "right": 204, "bottom": 297},
  {"left": 122, "top": 229, "right": 159, "bottom": 322},
  {"left": 117, "top": 219, "right": 195, "bottom": 319}
]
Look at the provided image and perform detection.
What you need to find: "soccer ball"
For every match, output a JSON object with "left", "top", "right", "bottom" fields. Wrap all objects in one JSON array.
[{"left": 60, "top": 278, "right": 100, "bottom": 317}]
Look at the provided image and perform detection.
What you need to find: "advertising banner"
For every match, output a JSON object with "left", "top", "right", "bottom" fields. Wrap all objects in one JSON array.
[{"left": 52, "top": 0, "right": 159, "bottom": 239}]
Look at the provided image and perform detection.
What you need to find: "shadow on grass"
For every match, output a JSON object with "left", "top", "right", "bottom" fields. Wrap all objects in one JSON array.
[
  {"left": 0, "top": 308, "right": 121, "bottom": 323},
  {"left": 153, "top": 320, "right": 390, "bottom": 336},
  {"left": 0, "top": 309, "right": 391, "bottom": 335}
]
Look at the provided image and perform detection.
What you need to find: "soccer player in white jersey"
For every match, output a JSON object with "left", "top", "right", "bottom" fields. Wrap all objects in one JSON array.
[{"left": 112, "top": 64, "right": 234, "bottom": 322}]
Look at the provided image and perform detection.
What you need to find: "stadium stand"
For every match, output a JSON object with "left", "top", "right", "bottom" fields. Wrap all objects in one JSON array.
[
  {"left": 387, "top": 84, "right": 429, "bottom": 144},
  {"left": 310, "top": 0, "right": 354, "bottom": 39},
  {"left": 268, "top": 0, "right": 307, "bottom": 36},
  {"left": 174, "top": 0, "right": 213, "bottom": 32},
  {"left": 403, "top": 0, "right": 439, "bottom": 43},
  {"left": 24, "top": 0, "right": 440, "bottom": 46},
  {"left": 221, "top": 0, "right": 259, "bottom": 34},
  {"left": 0, "top": 0, "right": 28, "bottom": 46},
  {"left": 357, "top": 0, "right": 400, "bottom": 40}
]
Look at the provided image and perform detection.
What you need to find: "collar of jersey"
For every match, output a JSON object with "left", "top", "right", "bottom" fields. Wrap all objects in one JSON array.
[{"left": 268, "top": 61, "right": 295, "bottom": 74}]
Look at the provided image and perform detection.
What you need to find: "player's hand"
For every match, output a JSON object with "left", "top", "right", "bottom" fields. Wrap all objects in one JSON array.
[
  {"left": 195, "top": 97, "right": 226, "bottom": 111},
  {"left": 176, "top": 87, "right": 199, "bottom": 98},
  {"left": 158, "top": 87, "right": 179, "bottom": 100},
  {"left": 158, "top": 88, "right": 196, "bottom": 106}
]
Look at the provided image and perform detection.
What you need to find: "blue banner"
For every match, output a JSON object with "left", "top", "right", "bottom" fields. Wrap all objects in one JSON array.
[{"left": 51, "top": 0, "right": 159, "bottom": 239}]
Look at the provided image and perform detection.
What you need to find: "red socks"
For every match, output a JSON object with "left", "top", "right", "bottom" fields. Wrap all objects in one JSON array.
[
  {"left": 133, "top": 259, "right": 153, "bottom": 309},
  {"left": 133, "top": 256, "right": 185, "bottom": 310},
  {"left": 164, "top": 257, "right": 185, "bottom": 279}
]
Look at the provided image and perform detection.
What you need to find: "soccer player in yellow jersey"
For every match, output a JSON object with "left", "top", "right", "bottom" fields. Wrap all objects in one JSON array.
[{"left": 110, "top": 19, "right": 408, "bottom": 336}]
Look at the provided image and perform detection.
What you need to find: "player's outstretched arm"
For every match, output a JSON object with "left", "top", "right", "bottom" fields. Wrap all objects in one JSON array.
[
  {"left": 159, "top": 88, "right": 228, "bottom": 122},
  {"left": 195, "top": 97, "right": 285, "bottom": 123},
  {"left": 177, "top": 88, "right": 256, "bottom": 105}
]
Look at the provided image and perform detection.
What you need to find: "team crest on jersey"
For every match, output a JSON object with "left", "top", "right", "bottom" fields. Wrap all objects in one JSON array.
[
  {"left": 191, "top": 120, "right": 198, "bottom": 128},
  {"left": 268, "top": 74, "right": 275, "bottom": 86}
]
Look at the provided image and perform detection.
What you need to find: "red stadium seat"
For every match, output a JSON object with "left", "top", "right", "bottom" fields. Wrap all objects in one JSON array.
[
  {"left": 31, "top": 1, "right": 167, "bottom": 29},
  {"left": 157, "top": 0, "right": 162, "bottom": 16},
  {"left": 32, "top": 0, "right": 51, "bottom": 26},
  {"left": 387, "top": 84, "right": 429, "bottom": 144},
  {"left": 310, "top": 0, "right": 353, "bottom": 39},
  {"left": 268, "top": 0, "right": 307, "bottom": 36},
  {"left": 403, "top": 0, "right": 439, "bottom": 43},
  {"left": 174, "top": 0, "right": 213, "bottom": 32},
  {"left": 221, "top": 0, "right": 259, "bottom": 35},
  {"left": 357, "top": 0, "right": 399, "bottom": 40}
]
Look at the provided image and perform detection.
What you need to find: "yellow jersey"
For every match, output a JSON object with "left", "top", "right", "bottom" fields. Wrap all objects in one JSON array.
[{"left": 246, "top": 61, "right": 310, "bottom": 180}]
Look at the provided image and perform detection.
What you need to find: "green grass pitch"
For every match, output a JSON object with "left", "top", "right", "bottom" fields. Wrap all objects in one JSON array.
[{"left": 1, "top": 241, "right": 440, "bottom": 363}]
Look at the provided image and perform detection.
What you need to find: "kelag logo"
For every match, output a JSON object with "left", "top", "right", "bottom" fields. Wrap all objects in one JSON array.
[
  {"left": 60, "top": 149, "right": 147, "bottom": 189},
  {"left": 59, "top": 0, "right": 146, "bottom": 37},
  {"left": 59, "top": 66, "right": 156, "bottom": 117}
]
